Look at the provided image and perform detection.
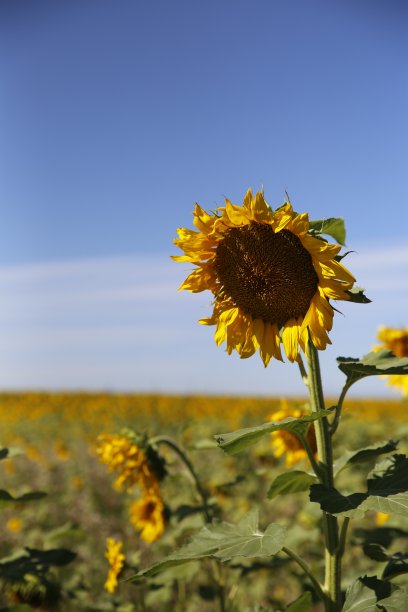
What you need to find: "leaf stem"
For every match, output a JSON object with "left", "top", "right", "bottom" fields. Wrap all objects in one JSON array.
[
  {"left": 150, "top": 436, "right": 212, "bottom": 522},
  {"left": 282, "top": 546, "right": 326, "bottom": 603},
  {"left": 330, "top": 379, "right": 353, "bottom": 436}
]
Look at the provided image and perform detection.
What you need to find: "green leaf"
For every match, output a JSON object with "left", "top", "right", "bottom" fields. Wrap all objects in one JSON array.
[
  {"left": 286, "top": 591, "right": 312, "bottom": 612},
  {"left": 0, "top": 447, "right": 24, "bottom": 460},
  {"left": 342, "top": 578, "right": 378, "bottom": 612},
  {"left": 215, "top": 409, "right": 333, "bottom": 455},
  {"left": 267, "top": 470, "right": 317, "bottom": 499},
  {"left": 382, "top": 553, "right": 408, "bottom": 581},
  {"left": 363, "top": 543, "right": 389, "bottom": 562},
  {"left": 308, "top": 218, "right": 346, "bottom": 245},
  {"left": 377, "top": 586, "right": 408, "bottom": 611},
  {"left": 337, "top": 350, "right": 408, "bottom": 385},
  {"left": 333, "top": 441, "right": 398, "bottom": 477},
  {"left": 311, "top": 455, "right": 408, "bottom": 519},
  {"left": 128, "top": 510, "right": 286, "bottom": 580},
  {"left": 346, "top": 287, "right": 372, "bottom": 304},
  {"left": 0, "top": 489, "right": 47, "bottom": 503}
]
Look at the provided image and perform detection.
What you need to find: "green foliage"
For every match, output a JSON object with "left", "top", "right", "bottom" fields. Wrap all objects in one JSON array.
[
  {"left": 286, "top": 591, "right": 312, "bottom": 611},
  {"left": 346, "top": 287, "right": 372, "bottom": 304},
  {"left": 342, "top": 578, "right": 379, "bottom": 611},
  {"left": 308, "top": 217, "right": 346, "bottom": 245},
  {"left": 333, "top": 441, "right": 398, "bottom": 476},
  {"left": 129, "top": 510, "right": 286, "bottom": 579},
  {"left": 267, "top": 470, "right": 317, "bottom": 499},
  {"left": 337, "top": 350, "right": 408, "bottom": 386},
  {"left": 215, "top": 409, "right": 332, "bottom": 455},
  {"left": 311, "top": 454, "right": 408, "bottom": 518}
]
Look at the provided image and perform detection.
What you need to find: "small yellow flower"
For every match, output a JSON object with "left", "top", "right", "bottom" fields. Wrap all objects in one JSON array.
[
  {"left": 96, "top": 434, "right": 152, "bottom": 492},
  {"left": 104, "top": 538, "right": 125, "bottom": 594},
  {"left": 376, "top": 326, "right": 408, "bottom": 395},
  {"left": 375, "top": 511, "right": 390, "bottom": 527},
  {"left": 268, "top": 403, "right": 317, "bottom": 467},
  {"left": 129, "top": 492, "right": 166, "bottom": 543},
  {"left": 6, "top": 517, "right": 23, "bottom": 533},
  {"left": 173, "top": 190, "right": 355, "bottom": 365}
]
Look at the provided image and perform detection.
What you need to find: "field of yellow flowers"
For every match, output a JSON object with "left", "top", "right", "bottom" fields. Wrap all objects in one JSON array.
[{"left": 1, "top": 392, "right": 407, "bottom": 611}]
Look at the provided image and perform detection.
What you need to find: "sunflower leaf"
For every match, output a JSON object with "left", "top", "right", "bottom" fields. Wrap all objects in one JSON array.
[
  {"left": 286, "top": 591, "right": 313, "bottom": 612},
  {"left": 346, "top": 287, "right": 372, "bottom": 304},
  {"left": 267, "top": 470, "right": 317, "bottom": 499},
  {"left": 382, "top": 553, "right": 408, "bottom": 581},
  {"left": 342, "top": 578, "right": 378, "bottom": 612},
  {"left": 333, "top": 440, "right": 398, "bottom": 477},
  {"left": 308, "top": 217, "right": 346, "bottom": 245},
  {"left": 127, "top": 510, "right": 286, "bottom": 580},
  {"left": 215, "top": 409, "right": 333, "bottom": 455},
  {"left": 376, "top": 587, "right": 408, "bottom": 612},
  {"left": 311, "top": 455, "right": 408, "bottom": 519},
  {"left": 337, "top": 350, "right": 408, "bottom": 385}
]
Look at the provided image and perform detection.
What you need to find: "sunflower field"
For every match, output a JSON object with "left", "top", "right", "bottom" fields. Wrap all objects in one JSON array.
[
  {"left": 0, "top": 391, "right": 407, "bottom": 611},
  {"left": 2, "top": 191, "right": 408, "bottom": 611}
]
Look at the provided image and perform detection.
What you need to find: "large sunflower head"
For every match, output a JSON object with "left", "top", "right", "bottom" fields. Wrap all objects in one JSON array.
[
  {"left": 173, "top": 189, "right": 355, "bottom": 365},
  {"left": 376, "top": 326, "right": 408, "bottom": 396}
]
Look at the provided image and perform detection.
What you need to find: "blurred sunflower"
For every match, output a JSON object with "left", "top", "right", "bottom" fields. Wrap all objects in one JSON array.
[
  {"left": 268, "top": 404, "right": 317, "bottom": 467},
  {"left": 129, "top": 492, "right": 166, "bottom": 543},
  {"left": 376, "top": 326, "right": 408, "bottom": 395},
  {"left": 96, "top": 433, "right": 150, "bottom": 492},
  {"left": 104, "top": 538, "right": 125, "bottom": 594},
  {"left": 173, "top": 189, "right": 355, "bottom": 364}
]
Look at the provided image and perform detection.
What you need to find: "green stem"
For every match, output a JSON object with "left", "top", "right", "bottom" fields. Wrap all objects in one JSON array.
[
  {"left": 330, "top": 379, "right": 353, "bottom": 436},
  {"left": 150, "top": 436, "right": 212, "bottom": 522},
  {"left": 306, "top": 335, "right": 341, "bottom": 612},
  {"left": 282, "top": 547, "right": 326, "bottom": 603}
]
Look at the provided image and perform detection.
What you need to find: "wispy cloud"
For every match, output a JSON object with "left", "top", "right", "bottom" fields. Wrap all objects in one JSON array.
[{"left": 0, "top": 249, "right": 406, "bottom": 395}]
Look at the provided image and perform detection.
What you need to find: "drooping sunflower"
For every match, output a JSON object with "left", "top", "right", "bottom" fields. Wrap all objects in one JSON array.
[
  {"left": 268, "top": 403, "right": 317, "bottom": 467},
  {"left": 376, "top": 326, "right": 408, "bottom": 395},
  {"left": 173, "top": 189, "right": 355, "bottom": 364}
]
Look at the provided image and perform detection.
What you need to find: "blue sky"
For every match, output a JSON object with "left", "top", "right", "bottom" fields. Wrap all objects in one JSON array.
[{"left": 0, "top": 0, "right": 407, "bottom": 396}]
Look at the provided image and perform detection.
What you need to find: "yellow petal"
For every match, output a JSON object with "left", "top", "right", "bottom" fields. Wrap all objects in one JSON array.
[{"left": 282, "top": 318, "right": 301, "bottom": 362}]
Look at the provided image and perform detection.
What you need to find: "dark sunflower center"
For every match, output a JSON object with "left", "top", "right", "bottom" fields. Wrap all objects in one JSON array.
[{"left": 214, "top": 223, "right": 319, "bottom": 326}]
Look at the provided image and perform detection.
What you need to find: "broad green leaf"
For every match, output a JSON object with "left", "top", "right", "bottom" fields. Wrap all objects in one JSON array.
[
  {"left": 377, "top": 586, "right": 408, "bottom": 611},
  {"left": 311, "top": 455, "right": 408, "bottom": 519},
  {"left": 0, "top": 447, "right": 24, "bottom": 460},
  {"left": 267, "top": 470, "right": 317, "bottom": 499},
  {"left": 215, "top": 409, "right": 332, "bottom": 455},
  {"left": 286, "top": 591, "right": 312, "bottom": 612},
  {"left": 382, "top": 553, "right": 408, "bottom": 581},
  {"left": 346, "top": 287, "right": 371, "bottom": 304},
  {"left": 333, "top": 441, "right": 398, "bottom": 477},
  {"left": 308, "top": 218, "right": 346, "bottom": 245},
  {"left": 337, "top": 350, "right": 408, "bottom": 385},
  {"left": 363, "top": 543, "right": 389, "bottom": 562},
  {"left": 342, "top": 579, "right": 378, "bottom": 612},
  {"left": 128, "top": 510, "right": 286, "bottom": 580}
]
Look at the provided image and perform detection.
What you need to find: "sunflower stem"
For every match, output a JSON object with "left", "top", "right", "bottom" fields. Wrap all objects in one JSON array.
[
  {"left": 282, "top": 547, "right": 326, "bottom": 604},
  {"left": 150, "top": 436, "right": 212, "bottom": 522},
  {"left": 306, "top": 335, "right": 342, "bottom": 612}
]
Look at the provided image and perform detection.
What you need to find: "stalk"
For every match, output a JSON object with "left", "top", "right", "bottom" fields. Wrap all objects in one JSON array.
[
  {"left": 150, "top": 436, "right": 212, "bottom": 522},
  {"left": 306, "top": 335, "right": 342, "bottom": 612}
]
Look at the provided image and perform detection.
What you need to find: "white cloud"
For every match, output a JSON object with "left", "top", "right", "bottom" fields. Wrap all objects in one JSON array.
[{"left": 0, "top": 248, "right": 406, "bottom": 396}]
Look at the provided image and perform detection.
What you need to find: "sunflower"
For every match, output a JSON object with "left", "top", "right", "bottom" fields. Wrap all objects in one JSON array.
[
  {"left": 268, "top": 403, "right": 317, "bottom": 467},
  {"left": 173, "top": 189, "right": 355, "bottom": 365},
  {"left": 129, "top": 492, "right": 166, "bottom": 543},
  {"left": 376, "top": 326, "right": 408, "bottom": 395},
  {"left": 104, "top": 538, "right": 125, "bottom": 594},
  {"left": 96, "top": 433, "right": 162, "bottom": 493}
]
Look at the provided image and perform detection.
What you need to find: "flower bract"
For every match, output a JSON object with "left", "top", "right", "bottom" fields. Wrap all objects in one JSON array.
[{"left": 173, "top": 189, "right": 355, "bottom": 365}]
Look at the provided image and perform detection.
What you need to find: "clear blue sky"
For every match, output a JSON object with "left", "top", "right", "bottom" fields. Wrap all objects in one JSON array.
[{"left": 0, "top": 0, "right": 407, "bottom": 396}]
